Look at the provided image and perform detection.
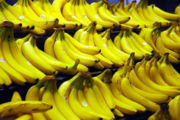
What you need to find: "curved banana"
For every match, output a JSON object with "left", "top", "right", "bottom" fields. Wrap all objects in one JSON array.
[
  {"left": 84, "top": 87, "right": 114, "bottom": 119},
  {"left": 65, "top": 32, "right": 100, "bottom": 55},
  {"left": 25, "top": 82, "right": 47, "bottom": 120},
  {"left": 42, "top": 81, "right": 66, "bottom": 120},
  {"left": 121, "top": 73, "right": 160, "bottom": 112},
  {"left": 93, "top": 29, "right": 124, "bottom": 66},
  {"left": 0, "top": 101, "right": 52, "bottom": 119},
  {"left": 152, "top": 5, "right": 180, "bottom": 21},
  {"left": 135, "top": 58, "right": 180, "bottom": 97},
  {"left": 69, "top": 87, "right": 101, "bottom": 119},
  {"left": 21, "top": 36, "right": 57, "bottom": 74}
]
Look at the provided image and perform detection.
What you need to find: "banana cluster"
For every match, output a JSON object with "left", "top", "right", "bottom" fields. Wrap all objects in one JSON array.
[
  {"left": 23, "top": 74, "right": 116, "bottom": 120},
  {"left": 1, "top": 91, "right": 52, "bottom": 120},
  {"left": 140, "top": 24, "right": 180, "bottom": 63},
  {"left": 114, "top": 29, "right": 153, "bottom": 59},
  {"left": 0, "top": 25, "right": 91, "bottom": 86},
  {"left": 111, "top": 0, "right": 180, "bottom": 29},
  {"left": 4, "top": 53, "right": 178, "bottom": 120}
]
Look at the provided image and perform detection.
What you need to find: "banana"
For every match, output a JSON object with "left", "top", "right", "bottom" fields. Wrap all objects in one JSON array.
[
  {"left": 110, "top": 82, "right": 146, "bottom": 112},
  {"left": 98, "top": 1, "right": 119, "bottom": 26},
  {"left": 13, "top": 36, "right": 46, "bottom": 81},
  {"left": 52, "top": 0, "right": 80, "bottom": 29},
  {"left": 129, "top": 68, "right": 163, "bottom": 94},
  {"left": 152, "top": 5, "right": 180, "bottom": 21},
  {"left": 69, "top": 87, "right": 101, "bottom": 119},
  {"left": 25, "top": 82, "right": 47, "bottom": 120},
  {"left": 65, "top": 31, "right": 101, "bottom": 55},
  {"left": 58, "top": 72, "right": 83, "bottom": 98},
  {"left": 93, "top": 77, "right": 115, "bottom": 109},
  {"left": 53, "top": 30, "right": 88, "bottom": 73},
  {"left": 34, "top": 40, "right": 71, "bottom": 71},
  {"left": 131, "top": 32, "right": 153, "bottom": 52},
  {"left": 0, "top": 101, "right": 52, "bottom": 118},
  {"left": 119, "top": 31, "right": 143, "bottom": 59},
  {"left": 1, "top": 28, "right": 39, "bottom": 83},
  {"left": 21, "top": 35, "right": 57, "bottom": 74},
  {"left": 146, "top": 4, "right": 170, "bottom": 26},
  {"left": 160, "top": 29, "right": 180, "bottom": 52},
  {"left": 11, "top": 91, "right": 22, "bottom": 102},
  {"left": 84, "top": 0, "right": 114, "bottom": 28},
  {"left": 42, "top": 81, "right": 66, "bottom": 120},
  {"left": 169, "top": 95, "right": 180, "bottom": 120},
  {"left": 148, "top": 57, "right": 168, "bottom": 86},
  {"left": 92, "top": 84, "right": 115, "bottom": 118},
  {"left": 84, "top": 87, "right": 114, "bottom": 119},
  {"left": 0, "top": 28, "right": 26, "bottom": 85},
  {"left": 131, "top": 84, "right": 169, "bottom": 104},
  {"left": 27, "top": 0, "right": 57, "bottom": 21},
  {"left": 121, "top": 71, "right": 160, "bottom": 112},
  {"left": 0, "top": 2, "right": 22, "bottom": 30},
  {"left": 93, "top": 29, "right": 124, "bottom": 66},
  {"left": 155, "top": 34, "right": 180, "bottom": 63},
  {"left": 61, "top": 31, "right": 100, "bottom": 67},
  {"left": 0, "top": 63, "right": 12, "bottom": 86},
  {"left": 15, "top": 0, "right": 57, "bottom": 31},
  {"left": 44, "top": 30, "right": 58, "bottom": 57},
  {"left": 62, "top": 0, "right": 85, "bottom": 25},
  {"left": 157, "top": 53, "right": 180, "bottom": 87},
  {"left": 135, "top": 57, "right": 180, "bottom": 97},
  {"left": 50, "top": 80, "right": 80, "bottom": 120}
]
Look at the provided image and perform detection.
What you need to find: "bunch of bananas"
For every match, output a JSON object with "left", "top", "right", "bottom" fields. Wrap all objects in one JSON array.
[
  {"left": 108, "top": 53, "right": 180, "bottom": 117},
  {"left": 62, "top": 0, "right": 131, "bottom": 30},
  {"left": 1, "top": 90, "right": 52, "bottom": 120},
  {"left": 140, "top": 24, "right": 180, "bottom": 63},
  {"left": 23, "top": 73, "right": 116, "bottom": 120},
  {"left": 111, "top": 0, "right": 180, "bottom": 28},
  {"left": 0, "top": 0, "right": 60, "bottom": 35},
  {"left": 114, "top": 29, "right": 153, "bottom": 59},
  {"left": 0, "top": 25, "right": 91, "bottom": 86}
]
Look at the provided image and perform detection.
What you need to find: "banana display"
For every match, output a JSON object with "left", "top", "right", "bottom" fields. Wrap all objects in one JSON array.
[
  {"left": 0, "top": 0, "right": 179, "bottom": 34},
  {"left": 2, "top": 53, "right": 180, "bottom": 120}
]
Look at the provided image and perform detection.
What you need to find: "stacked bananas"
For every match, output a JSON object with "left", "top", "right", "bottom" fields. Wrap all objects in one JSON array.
[
  {"left": 0, "top": 25, "right": 91, "bottom": 86},
  {"left": 1, "top": 91, "right": 52, "bottom": 120},
  {"left": 140, "top": 24, "right": 180, "bottom": 63},
  {"left": 107, "top": 53, "right": 180, "bottom": 117},
  {"left": 111, "top": 0, "right": 180, "bottom": 28},
  {"left": 6, "top": 53, "right": 179, "bottom": 120},
  {"left": 0, "top": 0, "right": 179, "bottom": 33}
]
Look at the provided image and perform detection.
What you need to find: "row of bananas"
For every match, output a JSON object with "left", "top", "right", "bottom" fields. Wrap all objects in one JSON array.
[
  {"left": 2, "top": 52, "right": 180, "bottom": 120},
  {"left": 0, "top": 90, "right": 52, "bottom": 120},
  {"left": 111, "top": 0, "right": 180, "bottom": 28},
  {"left": 2, "top": 21, "right": 180, "bottom": 86},
  {"left": 43, "top": 22, "right": 153, "bottom": 70},
  {"left": 0, "top": 25, "right": 91, "bottom": 86},
  {"left": 0, "top": 0, "right": 180, "bottom": 34},
  {"left": 140, "top": 23, "right": 180, "bottom": 63}
]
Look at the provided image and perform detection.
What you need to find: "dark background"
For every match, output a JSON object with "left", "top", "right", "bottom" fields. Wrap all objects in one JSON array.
[{"left": 5, "top": 0, "right": 180, "bottom": 13}]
